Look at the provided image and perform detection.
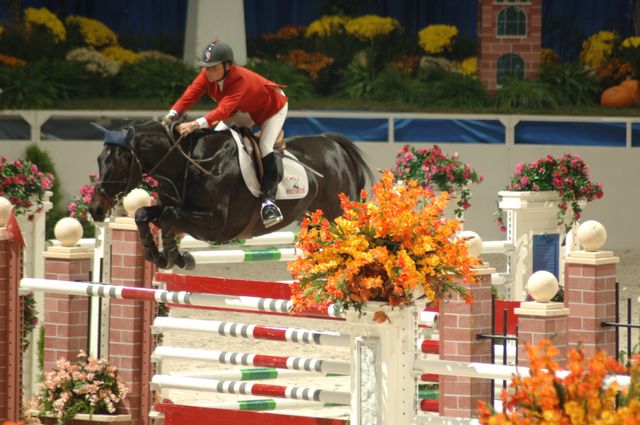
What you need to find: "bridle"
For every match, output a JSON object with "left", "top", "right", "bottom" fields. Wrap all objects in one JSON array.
[{"left": 94, "top": 142, "right": 144, "bottom": 205}]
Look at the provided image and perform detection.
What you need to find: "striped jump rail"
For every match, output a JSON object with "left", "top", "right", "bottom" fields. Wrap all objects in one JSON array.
[
  {"left": 189, "top": 247, "right": 300, "bottom": 264},
  {"left": 172, "top": 367, "right": 344, "bottom": 381},
  {"left": 154, "top": 403, "right": 348, "bottom": 425},
  {"left": 153, "top": 274, "right": 438, "bottom": 327},
  {"left": 152, "top": 317, "right": 349, "bottom": 347},
  {"left": 20, "top": 278, "right": 343, "bottom": 318},
  {"left": 199, "top": 398, "right": 338, "bottom": 412},
  {"left": 151, "top": 346, "right": 350, "bottom": 376},
  {"left": 151, "top": 375, "right": 351, "bottom": 405},
  {"left": 180, "top": 231, "right": 298, "bottom": 249}
]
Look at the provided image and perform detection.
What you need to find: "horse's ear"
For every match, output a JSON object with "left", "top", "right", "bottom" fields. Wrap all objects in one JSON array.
[
  {"left": 91, "top": 122, "right": 109, "bottom": 135},
  {"left": 125, "top": 126, "right": 136, "bottom": 147}
]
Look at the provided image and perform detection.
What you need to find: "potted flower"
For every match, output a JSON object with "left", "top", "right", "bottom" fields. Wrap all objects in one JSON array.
[
  {"left": 479, "top": 339, "right": 640, "bottom": 423},
  {"left": 288, "top": 170, "right": 479, "bottom": 315},
  {"left": 392, "top": 144, "right": 483, "bottom": 219},
  {"left": 0, "top": 156, "right": 54, "bottom": 219},
  {"left": 495, "top": 154, "right": 604, "bottom": 233},
  {"left": 32, "top": 351, "right": 130, "bottom": 425},
  {"left": 68, "top": 173, "right": 159, "bottom": 222}
]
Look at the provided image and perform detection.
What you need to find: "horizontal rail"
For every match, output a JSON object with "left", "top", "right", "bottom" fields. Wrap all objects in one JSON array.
[
  {"left": 152, "top": 346, "right": 350, "bottom": 376},
  {"left": 189, "top": 248, "right": 300, "bottom": 264},
  {"left": 180, "top": 232, "right": 297, "bottom": 249},
  {"left": 193, "top": 398, "right": 337, "bottom": 411},
  {"left": 480, "top": 240, "right": 514, "bottom": 254},
  {"left": 152, "top": 317, "right": 350, "bottom": 347},
  {"left": 150, "top": 375, "right": 351, "bottom": 405},
  {"left": 414, "top": 358, "right": 631, "bottom": 389},
  {"left": 171, "top": 368, "right": 343, "bottom": 380},
  {"left": 20, "top": 278, "right": 344, "bottom": 318}
]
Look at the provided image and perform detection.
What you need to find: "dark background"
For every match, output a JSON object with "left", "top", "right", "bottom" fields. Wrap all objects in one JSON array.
[{"left": 0, "top": 0, "right": 637, "bottom": 62}]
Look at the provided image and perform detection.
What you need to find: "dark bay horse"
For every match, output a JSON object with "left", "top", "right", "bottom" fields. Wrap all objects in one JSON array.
[{"left": 88, "top": 121, "right": 373, "bottom": 269}]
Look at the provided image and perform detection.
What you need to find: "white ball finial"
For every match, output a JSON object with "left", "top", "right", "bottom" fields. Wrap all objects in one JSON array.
[
  {"left": 123, "top": 189, "right": 152, "bottom": 215},
  {"left": 526, "top": 271, "right": 559, "bottom": 303},
  {"left": 54, "top": 217, "right": 83, "bottom": 247},
  {"left": 0, "top": 196, "right": 12, "bottom": 227},
  {"left": 576, "top": 220, "right": 607, "bottom": 252},
  {"left": 457, "top": 230, "right": 483, "bottom": 258}
]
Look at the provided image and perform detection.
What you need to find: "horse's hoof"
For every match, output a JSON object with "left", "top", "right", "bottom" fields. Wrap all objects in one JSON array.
[
  {"left": 182, "top": 251, "right": 196, "bottom": 270},
  {"left": 156, "top": 255, "right": 170, "bottom": 270}
]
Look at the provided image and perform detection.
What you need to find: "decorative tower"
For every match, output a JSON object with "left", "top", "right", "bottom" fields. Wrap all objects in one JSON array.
[{"left": 477, "top": 0, "right": 542, "bottom": 91}]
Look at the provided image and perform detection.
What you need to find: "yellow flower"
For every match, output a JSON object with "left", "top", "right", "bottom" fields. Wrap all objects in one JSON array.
[
  {"left": 418, "top": 24, "right": 458, "bottom": 55},
  {"left": 66, "top": 15, "right": 118, "bottom": 49},
  {"left": 580, "top": 30, "right": 617, "bottom": 69},
  {"left": 460, "top": 56, "right": 477, "bottom": 77},
  {"left": 24, "top": 7, "right": 67, "bottom": 42},
  {"left": 305, "top": 15, "right": 350, "bottom": 38},
  {"left": 101, "top": 46, "right": 141, "bottom": 65},
  {"left": 622, "top": 36, "right": 640, "bottom": 48},
  {"left": 344, "top": 15, "right": 400, "bottom": 41},
  {"left": 541, "top": 48, "right": 560, "bottom": 64}
]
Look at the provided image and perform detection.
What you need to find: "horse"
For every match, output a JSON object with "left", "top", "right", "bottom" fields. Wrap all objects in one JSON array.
[{"left": 88, "top": 121, "right": 373, "bottom": 270}]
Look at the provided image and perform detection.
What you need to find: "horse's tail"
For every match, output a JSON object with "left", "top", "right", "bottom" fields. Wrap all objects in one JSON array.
[{"left": 326, "top": 133, "right": 374, "bottom": 191}]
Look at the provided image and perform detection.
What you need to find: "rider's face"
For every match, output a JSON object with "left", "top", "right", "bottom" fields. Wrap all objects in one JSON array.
[{"left": 205, "top": 63, "right": 225, "bottom": 82}]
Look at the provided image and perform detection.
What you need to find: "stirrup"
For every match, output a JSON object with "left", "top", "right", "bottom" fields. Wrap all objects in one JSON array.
[{"left": 261, "top": 200, "right": 283, "bottom": 228}]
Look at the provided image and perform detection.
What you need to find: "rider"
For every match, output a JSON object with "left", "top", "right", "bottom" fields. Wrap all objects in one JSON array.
[{"left": 162, "top": 40, "right": 288, "bottom": 228}]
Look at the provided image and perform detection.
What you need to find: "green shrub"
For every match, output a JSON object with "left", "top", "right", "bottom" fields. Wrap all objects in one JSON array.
[
  {"left": 245, "top": 59, "right": 314, "bottom": 101},
  {"left": 0, "top": 63, "right": 59, "bottom": 108},
  {"left": 339, "top": 62, "right": 374, "bottom": 100},
  {"left": 540, "top": 63, "right": 599, "bottom": 106},
  {"left": 495, "top": 77, "right": 559, "bottom": 109},
  {"left": 421, "top": 72, "right": 490, "bottom": 108},
  {"left": 368, "top": 66, "right": 429, "bottom": 104},
  {"left": 115, "top": 57, "right": 198, "bottom": 102}
]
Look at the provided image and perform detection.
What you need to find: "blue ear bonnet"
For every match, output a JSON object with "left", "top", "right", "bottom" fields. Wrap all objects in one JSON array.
[{"left": 92, "top": 123, "right": 134, "bottom": 149}]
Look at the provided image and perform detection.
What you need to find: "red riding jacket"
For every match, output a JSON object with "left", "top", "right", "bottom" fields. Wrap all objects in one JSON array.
[{"left": 171, "top": 64, "right": 287, "bottom": 127}]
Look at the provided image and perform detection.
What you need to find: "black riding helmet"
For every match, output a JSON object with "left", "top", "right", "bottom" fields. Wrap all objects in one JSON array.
[{"left": 198, "top": 41, "right": 234, "bottom": 67}]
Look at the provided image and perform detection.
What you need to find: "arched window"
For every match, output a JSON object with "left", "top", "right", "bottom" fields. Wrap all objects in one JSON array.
[
  {"left": 497, "top": 6, "right": 527, "bottom": 36},
  {"left": 497, "top": 53, "right": 524, "bottom": 85}
]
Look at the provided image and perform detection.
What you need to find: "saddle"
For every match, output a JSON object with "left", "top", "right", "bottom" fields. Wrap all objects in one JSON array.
[{"left": 237, "top": 127, "right": 285, "bottom": 180}]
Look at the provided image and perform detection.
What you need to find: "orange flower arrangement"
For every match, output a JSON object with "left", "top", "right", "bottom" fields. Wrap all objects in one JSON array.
[
  {"left": 262, "top": 25, "right": 307, "bottom": 42},
  {"left": 288, "top": 171, "right": 478, "bottom": 314},
  {"left": 479, "top": 339, "right": 640, "bottom": 424},
  {"left": 0, "top": 53, "right": 26, "bottom": 67},
  {"left": 282, "top": 49, "right": 334, "bottom": 79}
]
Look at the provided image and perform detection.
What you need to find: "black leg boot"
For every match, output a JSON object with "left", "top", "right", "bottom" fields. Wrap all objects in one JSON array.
[{"left": 260, "top": 152, "right": 283, "bottom": 228}]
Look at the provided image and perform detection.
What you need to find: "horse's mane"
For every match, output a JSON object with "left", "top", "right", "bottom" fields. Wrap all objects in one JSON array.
[{"left": 130, "top": 120, "right": 165, "bottom": 136}]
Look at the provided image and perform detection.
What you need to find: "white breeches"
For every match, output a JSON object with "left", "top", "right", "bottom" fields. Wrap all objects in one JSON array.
[{"left": 224, "top": 100, "right": 288, "bottom": 158}]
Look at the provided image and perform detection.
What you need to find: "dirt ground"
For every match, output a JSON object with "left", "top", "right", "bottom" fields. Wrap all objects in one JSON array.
[{"left": 158, "top": 247, "right": 640, "bottom": 420}]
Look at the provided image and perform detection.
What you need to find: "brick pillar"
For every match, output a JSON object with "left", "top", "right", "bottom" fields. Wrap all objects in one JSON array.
[
  {"left": 565, "top": 250, "right": 618, "bottom": 358},
  {"left": 0, "top": 229, "right": 23, "bottom": 422},
  {"left": 43, "top": 246, "right": 93, "bottom": 374},
  {"left": 439, "top": 264, "right": 493, "bottom": 418},
  {"left": 109, "top": 218, "right": 155, "bottom": 425},
  {"left": 515, "top": 292, "right": 570, "bottom": 366}
]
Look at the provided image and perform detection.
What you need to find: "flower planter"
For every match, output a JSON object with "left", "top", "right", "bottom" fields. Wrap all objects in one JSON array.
[{"left": 38, "top": 414, "right": 133, "bottom": 425}]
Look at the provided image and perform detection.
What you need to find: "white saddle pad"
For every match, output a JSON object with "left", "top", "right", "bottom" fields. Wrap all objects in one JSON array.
[{"left": 221, "top": 124, "right": 309, "bottom": 200}]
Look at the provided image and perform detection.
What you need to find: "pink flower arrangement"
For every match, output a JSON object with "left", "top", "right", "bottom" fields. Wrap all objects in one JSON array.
[
  {"left": 392, "top": 144, "right": 483, "bottom": 218},
  {"left": 496, "top": 154, "right": 604, "bottom": 232},
  {"left": 0, "top": 155, "right": 54, "bottom": 218},
  {"left": 68, "top": 173, "right": 159, "bottom": 221},
  {"left": 33, "top": 350, "right": 129, "bottom": 423}
]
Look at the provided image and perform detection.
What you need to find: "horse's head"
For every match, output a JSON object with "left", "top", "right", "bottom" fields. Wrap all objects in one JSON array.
[{"left": 88, "top": 126, "right": 142, "bottom": 222}]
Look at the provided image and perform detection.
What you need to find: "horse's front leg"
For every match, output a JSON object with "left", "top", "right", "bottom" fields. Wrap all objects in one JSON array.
[
  {"left": 134, "top": 205, "right": 168, "bottom": 269},
  {"left": 157, "top": 206, "right": 195, "bottom": 270}
]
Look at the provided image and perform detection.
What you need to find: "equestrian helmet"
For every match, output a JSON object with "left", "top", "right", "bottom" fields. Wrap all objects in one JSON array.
[{"left": 198, "top": 42, "right": 234, "bottom": 67}]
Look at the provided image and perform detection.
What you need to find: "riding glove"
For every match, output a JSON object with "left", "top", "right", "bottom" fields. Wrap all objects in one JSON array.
[{"left": 161, "top": 110, "right": 178, "bottom": 126}]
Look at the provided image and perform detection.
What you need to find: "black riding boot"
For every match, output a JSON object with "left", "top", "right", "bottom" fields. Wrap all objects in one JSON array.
[{"left": 260, "top": 152, "right": 283, "bottom": 228}]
